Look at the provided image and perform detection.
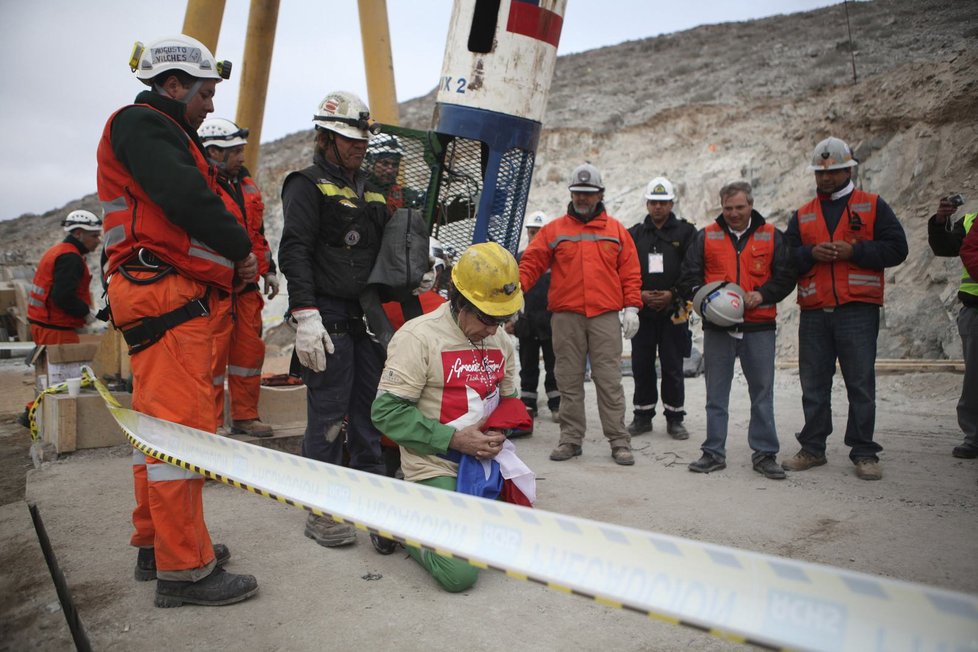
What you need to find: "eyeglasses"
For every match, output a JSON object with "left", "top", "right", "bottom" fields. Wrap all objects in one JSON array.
[{"left": 471, "top": 308, "right": 512, "bottom": 327}]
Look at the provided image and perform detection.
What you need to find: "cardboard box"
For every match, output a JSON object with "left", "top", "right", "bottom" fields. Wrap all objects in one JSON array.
[
  {"left": 0, "top": 282, "right": 16, "bottom": 313},
  {"left": 32, "top": 335, "right": 102, "bottom": 389}
]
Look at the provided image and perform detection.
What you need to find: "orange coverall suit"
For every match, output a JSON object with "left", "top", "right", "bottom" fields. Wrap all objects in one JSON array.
[
  {"left": 210, "top": 171, "right": 273, "bottom": 428},
  {"left": 97, "top": 91, "right": 253, "bottom": 580}
]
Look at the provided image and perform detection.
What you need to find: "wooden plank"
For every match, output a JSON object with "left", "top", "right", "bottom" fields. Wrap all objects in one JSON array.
[
  {"left": 776, "top": 358, "right": 965, "bottom": 373},
  {"left": 56, "top": 396, "right": 76, "bottom": 454}
]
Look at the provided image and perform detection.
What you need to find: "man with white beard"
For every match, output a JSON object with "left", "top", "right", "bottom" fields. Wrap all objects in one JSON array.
[{"left": 519, "top": 163, "right": 643, "bottom": 466}]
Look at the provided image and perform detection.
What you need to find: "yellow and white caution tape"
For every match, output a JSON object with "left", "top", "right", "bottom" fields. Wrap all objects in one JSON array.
[{"left": 89, "top": 372, "right": 978, "bottom": 651}]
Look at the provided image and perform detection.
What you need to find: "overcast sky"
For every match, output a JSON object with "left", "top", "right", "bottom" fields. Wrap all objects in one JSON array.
[{"left": 0, "top": 0, "right": 839, "bottom": 221}]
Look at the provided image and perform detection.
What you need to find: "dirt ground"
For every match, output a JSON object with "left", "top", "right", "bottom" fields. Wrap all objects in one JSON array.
[{"left": 1, "top": 356, "right": 976, "bottom": 651}]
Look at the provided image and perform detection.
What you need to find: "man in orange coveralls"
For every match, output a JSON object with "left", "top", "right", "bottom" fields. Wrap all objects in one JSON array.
[
  {"left": 199, "top": 117, "right": 279, "bottom": 438},
  {"left": 97, "top": 34, "right": 259, "bottom": 608}
]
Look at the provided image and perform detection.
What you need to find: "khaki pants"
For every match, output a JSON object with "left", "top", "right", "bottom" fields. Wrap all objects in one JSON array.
[{"left": 551, "top": 311, "right": 630, "bottom": 449}]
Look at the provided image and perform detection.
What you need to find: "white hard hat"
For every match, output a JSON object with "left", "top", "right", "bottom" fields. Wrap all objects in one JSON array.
[
  {"left": 808, "top": 137, "right": 858, "bottom": 171},
  {"left": 524, "top": 211, "right": 547, "bottom": 229},
  {"left": 692, "top": 281, "right": 745, "bottom": 327},
  {"left": 645, "top": 177, "right": 676, "bottom": 201},
  {"left": 429, "top": 238, "right": 446, "bottom": 271},
  {"left": 568, "top": 163, "right": 604, "bottom": 192},
  {"left": 367, "top": 133, "right": 402, "bottom": 160},
  {"left": 130, "top": 35, "right": 231, "bottom": 85},
  {"left": 198, "top": 118, "right": 248, "bottom": 148},
  {"left": 313, "top": 91, "right": 378, "bottom": 141},
  {"left": 62, "top": 210, "right": 103, "bottom": 233}
]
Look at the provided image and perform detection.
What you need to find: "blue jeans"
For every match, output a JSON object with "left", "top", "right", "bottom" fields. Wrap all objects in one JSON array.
[
  {"left": 300, "top": 297, "right": 385, "bottom": 475},
  {"left": 797, "top": 303, "right": 882, "bottom": 462},
  {"left": 702, "top": 329, "right": 779, "bottom": 462}
]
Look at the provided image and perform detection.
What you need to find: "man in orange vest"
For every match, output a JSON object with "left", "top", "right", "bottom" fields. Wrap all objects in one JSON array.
[
  {"left": 199, "top": 118, "right": 279, "bottom": 438},
  {"left": 783, "top": 137, "right": 908, "bottom": 481},
  {"left": 678, "top": 182, "right": 796, "bottom": 479},
  {"left": 97, "top": 35, "right": 259, "bottom": 607},
  {"left": 27, "top": 210, "right": 102, "bottom": 345}
]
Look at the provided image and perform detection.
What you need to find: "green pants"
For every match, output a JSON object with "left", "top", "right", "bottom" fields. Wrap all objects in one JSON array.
[{"left": 406, "top": 476, "right": 479, "bottom": 592}]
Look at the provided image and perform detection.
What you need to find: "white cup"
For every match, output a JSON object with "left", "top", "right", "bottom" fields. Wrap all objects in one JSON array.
[{"left": 66, "top": 377, "right": 82, "bottom": 398}]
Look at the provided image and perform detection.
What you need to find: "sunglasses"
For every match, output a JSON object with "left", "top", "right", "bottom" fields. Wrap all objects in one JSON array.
[{"left": 471, "top": 308, "right": 512, "bottom": 327}]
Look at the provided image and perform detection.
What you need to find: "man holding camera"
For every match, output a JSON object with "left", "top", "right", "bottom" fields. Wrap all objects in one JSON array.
[{"left": 928, "top": 193, "right": 978, "bottom": 460}]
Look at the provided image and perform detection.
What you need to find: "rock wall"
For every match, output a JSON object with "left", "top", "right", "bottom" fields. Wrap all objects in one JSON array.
[{"left": 4, "top": 0, "right": 977, "bottom": 358}]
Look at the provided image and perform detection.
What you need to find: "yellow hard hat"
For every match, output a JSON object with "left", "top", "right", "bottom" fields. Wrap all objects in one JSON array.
[{"left": 451, "top": 242, "right": 524, "bottom": 316}]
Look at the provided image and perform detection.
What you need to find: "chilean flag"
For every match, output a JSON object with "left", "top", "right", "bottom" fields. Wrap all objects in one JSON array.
[{"left": 507, "top": 0, "right": 563, "bottom": 48}]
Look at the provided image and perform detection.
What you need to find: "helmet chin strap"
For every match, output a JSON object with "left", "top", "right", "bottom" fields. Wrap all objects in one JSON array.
[{"left": 153, "top": 79, "right": 203, "bottom": 105}]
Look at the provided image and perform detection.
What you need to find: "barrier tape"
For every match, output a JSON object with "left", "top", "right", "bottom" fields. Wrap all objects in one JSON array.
[{"left": 88, "top": 371, "right": 977, "bottom": 651}]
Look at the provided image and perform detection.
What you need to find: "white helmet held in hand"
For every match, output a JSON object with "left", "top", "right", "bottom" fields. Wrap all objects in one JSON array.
[
  {"left": 808, "top": 137, "right": 858, "bottom": 171},
  {"left": 198, "top": 118, "right": 249, "bottom": 148},
  {"left": 525, "top": 211, "right": 547, "bottom": 229},
  {"left": 62, "top": 210, "right": 103, "bottom": 233},
  {"left": 692, "top": 281, "right": 745, "bottom": 327},
  {"left": 130, "top": 34, "right": 231, "bottom": 85},
  {"left": 645, "top": 176, "right": 676, "bottom": 201},
  {"left": 313, "top": 91, "right": 378, "bottom": 141}
]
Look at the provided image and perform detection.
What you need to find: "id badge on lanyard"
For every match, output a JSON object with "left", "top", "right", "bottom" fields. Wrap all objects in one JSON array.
[{"left": 648, "top": 252, "right": 664, "bottom": 274}]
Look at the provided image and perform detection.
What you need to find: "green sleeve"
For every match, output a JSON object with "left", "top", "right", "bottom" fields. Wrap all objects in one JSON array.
[{"left": 371, "top": 391, "right": 456, "bottom": 455}]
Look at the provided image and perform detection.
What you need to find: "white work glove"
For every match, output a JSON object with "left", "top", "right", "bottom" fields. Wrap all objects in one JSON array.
[
  {"left": 293, "top": 309, "right": 334, "bottom": 373},
  {"left": 263, "top": 273, "right": 280, "bottom": 300},
  {"left": 621, "top": 307, "right": 640, "bottom": 339},
  {"left": 412, "top": 257, "right": 437, "bottom": 296}
]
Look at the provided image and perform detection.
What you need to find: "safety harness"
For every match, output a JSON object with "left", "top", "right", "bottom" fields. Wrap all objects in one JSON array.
[{"left": 108, "top": 249, "right": 214, "bottom": 354}]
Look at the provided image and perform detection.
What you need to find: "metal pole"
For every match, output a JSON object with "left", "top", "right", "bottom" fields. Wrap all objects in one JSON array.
[
  {"left": 843, "top": 0, "right": 857, "bottom": 85},
  {"left": 358, "top": 0, "right": 400, "bottom": 125},
  {"left": 236, "top": 0, "right": 281, "bottom": 172},
  {"left": 182, "top": 0, "right": 227, "bottom": 53}
]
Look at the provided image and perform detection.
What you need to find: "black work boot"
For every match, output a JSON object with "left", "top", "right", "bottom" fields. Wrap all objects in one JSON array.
[
  {"left": 155, "top": 567, "right": 258, "bottom": 608},
  {"left": 370, "top": 533, "right": 401, "bottom": 555},
  {"left": 627, "top": 414, "right": 653, "bottom": 436},
  {"left": 136, "top": 544, "right": 231, "bottom": 581},
  {"left": 666, "top": 420, "right": 689, "bottom": 440}
]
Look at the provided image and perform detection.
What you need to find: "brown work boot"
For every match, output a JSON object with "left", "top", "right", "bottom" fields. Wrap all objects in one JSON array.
[
  {"left": 611, "top": 447, "right": 635, "bottom": 466},
  {"left": 854, "top": 459, "right": 882, "bottom": 481},
  {"left": 231, "top": 419, "right": 274, "bottom": 438},
  {"left": 304, "top": 513, "right": 357, "bottom": 547},
  {"left": 155, "top": 567, "right": 258, "bottom": 608},
  {"left": 781, "top": 449, "right": 827, "bottom": 472},
  {"left": 549, "top": 443, "right": 582, "bottom": 461}
]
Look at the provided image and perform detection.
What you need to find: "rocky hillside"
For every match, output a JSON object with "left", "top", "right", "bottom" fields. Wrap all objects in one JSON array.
[{"left": 5, "top": 0, "right": 978, "bottom": 358}]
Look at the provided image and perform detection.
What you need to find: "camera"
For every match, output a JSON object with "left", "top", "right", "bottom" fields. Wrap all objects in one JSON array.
[{"left": 947, "top": 194, "right": 965, "bottom": 207}]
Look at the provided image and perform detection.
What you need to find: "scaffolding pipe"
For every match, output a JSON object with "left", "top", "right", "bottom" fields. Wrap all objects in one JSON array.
[
  {"left": 358, "top": 0, "right": 400, "bottom": 125},
  {"left": 182, "top": 0, "right": 227, "bottom": 53},
  {"left": 236, "top": 0, "right": 281, "bottom": 172}
]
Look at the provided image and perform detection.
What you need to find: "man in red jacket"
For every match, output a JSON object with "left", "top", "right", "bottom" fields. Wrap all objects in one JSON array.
[
  {"left": 27, "top": 210, "right": 102, "bottom": 345},
  {"left": 519, "top": 163, "right": 643, "bottom": 466}
]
